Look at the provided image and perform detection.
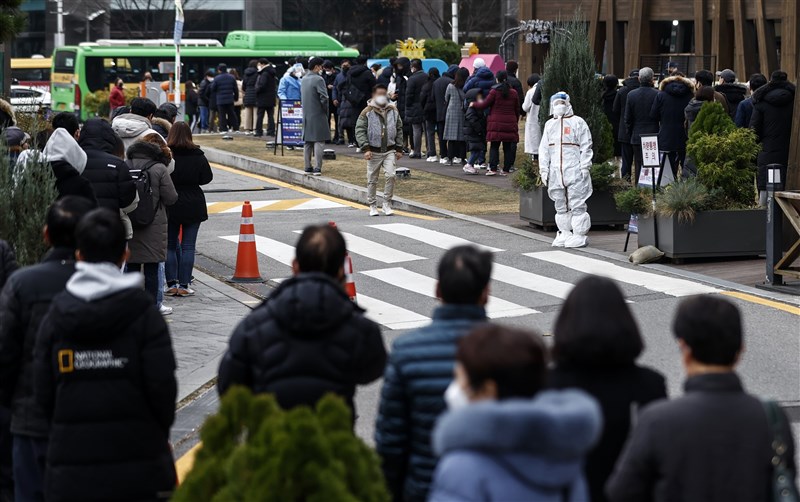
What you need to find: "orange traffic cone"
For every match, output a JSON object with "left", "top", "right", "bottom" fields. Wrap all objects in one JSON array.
[
  {"left": 231, "top": 201, "right": 263, "bottom": 283},
  {"left": 329, "top": 221, "right": 357, "bottom": 302}
]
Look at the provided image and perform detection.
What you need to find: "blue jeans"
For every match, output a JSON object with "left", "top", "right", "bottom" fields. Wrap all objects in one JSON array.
[
  {"left": 167, "top": 221, "right": 200, "bottom": 288},
  {"left": 199, "top": 106, "right": 209, "bottom": 131},
  {"left": 13, "top": 435, "right": 47, "bottom": 502},
  {"left": 467, "top": 150, "right": 485, "bottom": 165}
]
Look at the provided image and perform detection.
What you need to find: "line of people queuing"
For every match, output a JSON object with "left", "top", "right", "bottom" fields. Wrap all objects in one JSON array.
[{"left": 604, "top": 64, "right": 795, "bottom": 206}]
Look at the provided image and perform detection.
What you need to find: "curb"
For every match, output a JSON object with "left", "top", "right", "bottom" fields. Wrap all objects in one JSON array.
[{"left": 202, "top": 146, "right": 800, "bottom": 306}]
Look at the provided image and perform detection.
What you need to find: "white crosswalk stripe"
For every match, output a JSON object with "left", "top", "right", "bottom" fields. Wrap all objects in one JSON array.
[
  {"left": 292, "top": 230, "right": 425, "bottom": 264},
  {"left": 491, "top": 263, "right": 574, "bottom": 300},
  {"left": 362, "top": 267, "right": 539, "bottom": 319},
  {"left": 524, "top": 251, "right": 720, "bottom": 297},
  {"left": 220, "top": 235, "right": 295, "bottom": 266},
  {"left": 369, "top": 223, "right": 504, "bottom": 252}
]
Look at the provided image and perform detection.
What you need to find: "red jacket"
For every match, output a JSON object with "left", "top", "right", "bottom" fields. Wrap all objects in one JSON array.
[
  {"left": 109, "top": 86, "right": 126, "bottom": 109},
  {"left": 474, "top": 86, "right": 520, "bottom": 142}
]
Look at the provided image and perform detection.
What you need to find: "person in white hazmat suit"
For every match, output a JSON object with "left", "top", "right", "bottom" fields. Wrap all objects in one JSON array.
[{"left": 538, "top": 92, "right": 594, "bottom": 248}]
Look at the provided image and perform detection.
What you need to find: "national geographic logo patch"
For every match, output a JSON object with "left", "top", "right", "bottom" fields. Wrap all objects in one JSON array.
[{"left": 57, "top": 349, "right": 128, "bottom": 373}]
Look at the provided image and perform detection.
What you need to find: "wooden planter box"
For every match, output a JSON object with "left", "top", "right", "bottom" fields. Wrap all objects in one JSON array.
[
  {"left": 519, "top": 187, "right": 629, "bottom": 230},
  {"left": 637, "top": 209, "right": 766, "bottom": 260}
]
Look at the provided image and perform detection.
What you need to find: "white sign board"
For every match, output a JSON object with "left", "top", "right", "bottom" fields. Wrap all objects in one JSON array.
[
  {"left": 638, "top": 156, "right": 675, "bottom": 188},
  {"left": 640, "top": 135, "right": 660, "bottom": 167}
]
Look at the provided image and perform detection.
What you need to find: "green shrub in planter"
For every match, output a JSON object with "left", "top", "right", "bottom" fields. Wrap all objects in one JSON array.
[
  {"left": 173, "top": 387, "right": 389, "bottom": 502},
  {"left": 654, "top": 178, "right": 711, "bottom": 223},
  {"left": 687, "top": 126, "right": 759, "bottom": 207},
  {"left": 511, "top": 156, "right": 543, "bottom": 192},
  {"left": 614, "top": 187, "right": 653, "bottom": 215}
]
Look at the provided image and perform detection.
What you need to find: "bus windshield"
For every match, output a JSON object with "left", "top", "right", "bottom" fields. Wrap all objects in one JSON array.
[{"left": 54, "top": 50, "right": 77, "bottom": 73}]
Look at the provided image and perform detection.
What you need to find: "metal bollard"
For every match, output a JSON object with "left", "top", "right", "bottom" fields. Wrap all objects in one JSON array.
[{"left": 765, "top": 164, "right": 784, "bottom": 286}]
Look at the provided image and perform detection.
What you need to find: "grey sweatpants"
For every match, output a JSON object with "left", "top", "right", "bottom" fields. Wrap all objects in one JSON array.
[
  {"left": 367, "top": 151, "right": 397, "bottom": 206},
  {"left": 304, "top": 141, "right": 324, "bottom": 171}
]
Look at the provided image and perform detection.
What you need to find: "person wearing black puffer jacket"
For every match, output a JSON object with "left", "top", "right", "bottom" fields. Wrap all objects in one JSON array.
[
  {"left": 420, "top": 67, "right": 440, "bottom": 161},
  {"left": 43, "top": 128, "right": 98, "bottom": 207},
  {"left": 34, "top": 208, "right": 177, "bottom": 502},
  {"left": 650, "top": 75, "right": 694, "bottom": 176},
  {"left": 241, "top": 60, "right": 259, "bottom": 134},
  {"left": 751, "top": 70, "right": 796, "bottom": 206},
  {"left": 404, "top": 59, "right": 428, "bottom": 158},
  {"left": 613, "top": 70, "right": 640, "bottom": 180},
  {"left": 432, "top": 64, "right": 458, "bottom": 163},
  {"left": 78, "top": 118, "right": 137, "bottom": 221},
  {"left": 347, "top": 55, "right": 377, "bottom": 117},
  {"left": 624, "top": 67, "right": 659, "bottom": 182},
  {"left": 255, "top": 58, "right": 277, "bottom": 137},
  {"left": 218, "top": 225, "right": 386, "bottom": 415},
  {"left": 714, "top": 69, "right": 747, "bottom": 120}
]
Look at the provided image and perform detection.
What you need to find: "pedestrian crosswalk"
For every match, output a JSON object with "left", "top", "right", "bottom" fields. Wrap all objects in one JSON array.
[
  {"left": 207, "top": 198, "right": 347, "bottom": 215},
  {"left": 219, "top": 225, "right": 721, "bottom": 331}
]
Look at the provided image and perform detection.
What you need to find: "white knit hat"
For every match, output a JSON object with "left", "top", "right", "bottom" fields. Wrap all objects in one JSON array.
[{"left": 473, "top": 57, "right": 486, "bottom": 69}]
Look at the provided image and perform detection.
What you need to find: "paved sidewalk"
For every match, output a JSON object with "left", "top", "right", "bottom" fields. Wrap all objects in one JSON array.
[{"left": 165, "top": 269, "right": 257, "bottom": 402}]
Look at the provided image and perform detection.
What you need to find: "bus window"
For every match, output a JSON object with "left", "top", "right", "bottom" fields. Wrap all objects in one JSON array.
[
  {"left": 54, "top": 50, "right": 76, "bottom": 73},
  {"left": 85, "top": 57, "right": 105, "bottom": 92}
]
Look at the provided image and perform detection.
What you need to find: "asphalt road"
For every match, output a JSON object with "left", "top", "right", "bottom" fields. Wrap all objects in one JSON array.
[{"left": 174, "top": 162, "right": 800, "bottom": 463}]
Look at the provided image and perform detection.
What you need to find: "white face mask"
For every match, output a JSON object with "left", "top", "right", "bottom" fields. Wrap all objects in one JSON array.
[
  {"left": 374, "top": 95, "right": 389, "bottom": 107},
  {"left": 444, "top": 381, "right": 470, "bottom": 410},
  {"left": 553, "top": 103, "right": 568, "bottom": 116}
]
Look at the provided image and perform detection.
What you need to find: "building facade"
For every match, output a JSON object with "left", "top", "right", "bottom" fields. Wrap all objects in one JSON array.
[{"left": 518, "top": 0, "right": 799, "bottom": 83}]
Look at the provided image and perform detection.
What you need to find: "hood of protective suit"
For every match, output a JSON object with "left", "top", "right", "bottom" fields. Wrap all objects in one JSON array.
[
  {"left": 549, "top": 92, "right": 574, "bottom": 118},
  {"left": 43, "top": 128, "right": 87, "bottom": 174},
  {"left": 66, "top": 261, "right": 143, "bottom": 302}
]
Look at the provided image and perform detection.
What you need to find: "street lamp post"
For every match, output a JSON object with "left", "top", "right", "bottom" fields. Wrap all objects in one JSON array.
[
  {"left": 85, "top": 9, "right": 106, "bottom": 43},
  {"left": 451, "top": 0, "right": 458, "bottom": 44},
  {"left": 55, "top": 0, "right": 65, "bottom": 48}
]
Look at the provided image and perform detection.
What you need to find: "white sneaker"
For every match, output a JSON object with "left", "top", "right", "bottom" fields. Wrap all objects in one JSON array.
[
  {"left": 452, "top": 157, "right": 462, "bottom": 164},
  {"left": 369, "top": 205, "right": 380, "bottom": 217},
  {"left": 440, "top": 157, "right": 451, "bottom": 165},
  {"left": 463, "top": 164, "right": 478, "bottom": 175},
  {"left": 485, "top": 170, "right": 497, "bottom": 176},
  {"left": 356, "top": 147, "right": 362, "bottom": 153},
  {"left": 382, "top": 202, "right": 394, "bottom": 216},
  {"left": 426, "top": 156, "right": 439, "bottom": 163},
  {"left": 159, "top": 305, "right": 173, "bottom": 316},
  {"left": 477, "top": 163, "right": 488, "bottom": 169},
  {"left": 552, "top": 231, "right": 570, "bottom": 247}
]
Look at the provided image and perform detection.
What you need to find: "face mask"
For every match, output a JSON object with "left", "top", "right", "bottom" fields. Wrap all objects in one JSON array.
[
  {"left": 325, "top": 70, "right": 333, "bottom": 75},
  {"left": 553, "top": 103, "right": 568, "bottom": 116},
  {"left": 374, "top": 95, "right": 388, "bottom": 106},
  {"left": 444, "top": 381, "right": 470, "bottom": 410}
]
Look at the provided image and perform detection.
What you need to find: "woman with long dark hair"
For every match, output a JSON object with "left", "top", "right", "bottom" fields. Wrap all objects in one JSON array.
[
  {"left": 165, "top": 122, "right": 213, "bottom": 297},
  {"left": 471, "top": 70, "right": 520, "bottom": 176},
  {"left": 443, "top": 67, "right": 470, "bottom": 165}
]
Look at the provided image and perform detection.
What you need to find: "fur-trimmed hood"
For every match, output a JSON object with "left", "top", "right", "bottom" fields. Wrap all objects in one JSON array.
[
  {"left": 126, "top": 140, "right": 168, "bottom": 164},
  {"left": 659, "top": 75, "right": 694, "bottom": 96},
  {"left": 151, "top": 117, "right": 172, "bottom": 137}
]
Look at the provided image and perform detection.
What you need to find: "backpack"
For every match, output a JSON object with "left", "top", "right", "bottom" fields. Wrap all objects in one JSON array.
[
  {"left": 126, "top": 159, "right": 159, "bottom": 229},
  {"left": 344, "top": 75, "right": 366, "bottom": 106}
]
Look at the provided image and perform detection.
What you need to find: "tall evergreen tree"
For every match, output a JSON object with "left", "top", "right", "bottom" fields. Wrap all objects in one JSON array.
[{"left": 538, "top": 14, "right": 614, "bottom": 163}]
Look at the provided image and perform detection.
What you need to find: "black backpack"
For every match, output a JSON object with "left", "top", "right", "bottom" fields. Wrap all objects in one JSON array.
[
  {"left": 344, "top": 75, "right": 366, "bottom": 106},
  {"left": 126, "top": 159, "right": 159, "bottom": 229}
]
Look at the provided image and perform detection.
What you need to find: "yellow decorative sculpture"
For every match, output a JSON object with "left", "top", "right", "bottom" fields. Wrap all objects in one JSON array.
[{"left": 396, "top": 38, "right": 426, "bottom": 59}]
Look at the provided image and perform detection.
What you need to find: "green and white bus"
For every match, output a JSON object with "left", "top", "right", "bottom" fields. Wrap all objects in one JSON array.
[{"left": 51, "top": 31, "right": 359, "bottom": 120}]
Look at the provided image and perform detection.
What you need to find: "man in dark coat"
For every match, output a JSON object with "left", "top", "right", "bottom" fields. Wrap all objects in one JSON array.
[
  {"left": 218, "top": 225, "right": 387, "bottom": 414},
  {"left": 650, "top": 75, "right": 694, "bottom": 176},
  {"left": 241, "top": 60, "right": 259, "bottom": 133},
  {"left": 197, "top": 70, "right": 213, "bottom": 133},
  {"left": 607, "top": 295, "right": 796, "bottom": 502},
  {"left": 735, "top": 73, "right": 767, "bottom": 128},
  {"left": 347, "top": 55, "right": 377, "bottom": 117},
  {"left": 78, "top": 119, "right": 137, "bottom": 231},
  {"left": 505, "top": 60, "right": 525, "bottom": 115},
  {"left": 375, "top": 246, "right": 492, "bottom": 502},
  {"left": 432, "top": 64, "right": 458, "bottom": 163},
  {"left": 624, "top": 67, "right": 660, "bottom": 182},
  {"left": 322, "top": 60, "right": 340, "bottom": 143},
  {"left": 0, "top": 196, "right": 93, "bottom": 502},
  {"left": 333, "top": 61, "right": 355, "bottom": 145},
  {"left": 254, "top": 58, "right": 277, "bottom": 137},
  {"left": 392, "top": 57, "right": 411, "bottom": 151},
  {"left": 42, "top": 127, "right": 97, "bottom": 206},
  {"left": 33, "top": 208, "right": 177, "bottom": 502},
  {"left": 404, "top": 59, "right": 428, "bottom": 158},
  {"left": 377, "top": 57, "right": 397, "bottom": 86},
  {"left": 751, "top": 70, "right": 796, "bottom": 205},
  {"left": 714, "top": 69, "right": 747, "bottom": 120},
  {"left": 210, "top": 63, "right": 239, "bottom": 133},
  {"left": 613, "top": 70, "right": 640, "bottom": 180}
]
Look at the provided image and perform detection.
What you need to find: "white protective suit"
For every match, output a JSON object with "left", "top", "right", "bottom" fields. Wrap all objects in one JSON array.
[{"left": 538, "top": 92, "right": 594, "bottom": 248}]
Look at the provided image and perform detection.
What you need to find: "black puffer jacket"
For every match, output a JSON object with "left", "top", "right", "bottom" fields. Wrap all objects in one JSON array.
[
  {"left": 167, "top": 147, "right": 213, "bottom": 225},
  {"left": 0, "top": 240, "right": 17, "bottom": 290},
  {"left": 377, "top": 65, "right": 394, "bottom": 86},
  {"left": 751, "top": 80, "right": 796, "bottom": 189},
  {"left": 613, "top": 77, "right": 640, "bottom": 142},
  {"left": 198, "top": 78, "right": 211, "bottom": 107},
  {"left": 433, "top": 65, "right": 457, "bottom": 122},
  {"left": 78, "top": 119, "right": 137, "bottom": 213},
  {"left": 624, "top": 83, "right": 659, "bottom": 145},
  {"left": 404, "top": 69, "right": 428, "bottom": 125},
  {"left": 650, "top": 76, "right": 694, "bottom": 152},
  {"left": 0, "top": 248, "right": 74, "bottom": 438},
  {"left": 33, "top": 271, "right": 177, "bottom": 501},
  {"left": 242, "top": 66, "right": 258, "bottom": 107},
  {"left": 393, "top": 58, "right": 411, "bottom": 120},
  {"left": 715, "top": 82, "right": 747, "bottom": 119},
  {"left": 255, "top": 65, "right": 277, "bottom": 108},
  {"left": 217, "top": 273, "right": 387, "bottom": 413},
  {"left": 348, "top": 64, "right": 377, "bottom": 112},
  {"left": 463, "top": 88, "right": 487, "bottom": 151},
  {"left": 51, "top": 161, "right": 97, "bottom": 206},
  {"left": 420, "top": 77, "right": 438, "bottom": 122},
  {"left": 508, "top": 74, "right": 525, "bottom": 115}
]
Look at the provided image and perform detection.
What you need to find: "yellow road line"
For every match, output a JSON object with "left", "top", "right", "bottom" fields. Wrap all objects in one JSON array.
[
  {"left": 175, "top": 442, "right": 202, "bottom": 483},
  {"left": 259, "top": 198, "right": 312, "bottom": 211},
  {"left": 206, "top": 201, "right": 247, "bottom": 214},
  {"left": 720, "top": 291, "right": 800, "bottom": 316},
  {"left": 209, "top": 162, "right": 439, "bottom": 221}
]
